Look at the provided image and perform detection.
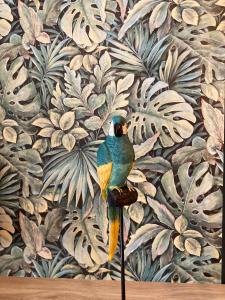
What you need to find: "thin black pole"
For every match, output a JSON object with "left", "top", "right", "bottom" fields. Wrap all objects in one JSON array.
[
  {"left": 120, "top": 207, "right": 126, "bottom": 300},
  {"left": 222, "top": 158, "right": 225, "bottom": 284}
]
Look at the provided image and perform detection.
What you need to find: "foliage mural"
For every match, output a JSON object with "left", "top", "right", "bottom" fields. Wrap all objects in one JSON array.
[{"left": 0, "top": 0, "right": 224, "bottom": 283}]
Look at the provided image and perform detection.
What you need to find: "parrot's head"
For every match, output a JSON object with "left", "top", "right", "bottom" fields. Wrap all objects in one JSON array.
[{"left": 109, "top": 115, "right": 128, "bottom": 137}]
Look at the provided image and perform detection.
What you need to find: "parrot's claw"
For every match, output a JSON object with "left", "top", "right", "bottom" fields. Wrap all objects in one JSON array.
[
  {"left": 128, "top": 187, "right": 136, "bottom": 192},
  {"left": 110, "top": 186, "right": 123, "bottom": 194}
]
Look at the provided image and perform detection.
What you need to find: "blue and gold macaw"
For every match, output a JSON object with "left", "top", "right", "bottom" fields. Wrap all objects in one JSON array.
[{"left": 97, "top": 116, "right": 134, "bottom": 261}]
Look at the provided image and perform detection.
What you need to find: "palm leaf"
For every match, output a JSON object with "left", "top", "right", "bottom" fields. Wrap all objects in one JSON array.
[
  {"left": 159, "top": 48, "right": 202, "bottom": 104},
  {"left": 109, "top": 23, "right": 170, "bottom": 76},
  {"left": 41, "top": 140, "right": 101, "bottom": 207}
]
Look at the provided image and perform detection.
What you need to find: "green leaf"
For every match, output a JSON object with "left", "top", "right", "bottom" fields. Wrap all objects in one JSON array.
[
  {"left": 201, "top": 83, "right": 219, "bottom": 101},
  {"left": 201, "top": 100, "right": 224, "bottom": 155},
  {"left": 174, "top": 235, "right": 185, "bottom": 252},
  {"left": 183, "top": 230, "right": 203, "bottom": 238},
  {"left": 159, "top": 48, "right": 201, "bottom": 104},
  {"left": 60, "top": 0, "right": 109, "bottom": 47},
  {"left": 40, "top": 208, "right": 66, "bottom": 242},
  {"left": 0, "top": 143, "right": 43, "bottom": 197},
  {"left": 41, "top": 140, "right": 100, "bottom": 206},
  {"left": 18, "top": 0, "right": 50, "bottom": 49},
  {"left": 160, "top": 162, "right": 222, "bottom": 244},
  {"left": 0, "top": 246, "right": 26, "bottom": 275},
  {"left": 51, "top": 130, "right": 63, "bottom": 148},
  {"left": 38, "top": 0, "right": 62, "bottom": 26},
  {"left": 0, "top": 35, "right": 27, "bottom": 61},
  {"left": 172, "top": 137, "right": 214, "bottom": 167},
  {"left": 0, "top": 0, "right": 13, "bottom": 40},
  {"left": 59, "top": 112, "right": 75, "bottom": 131},
  {"left": 138, "top": 182, "right": 156, "bottom": 197},
  {"left": 182, "top": 8, "right": 199, "bottom": 26},
  {"left": 97, "top": 75, "right": 134, "bottom": 134},
  {"left": 174, "top": 215, "right": 188, "bottom": 234},
  {"left": 152, "top": 229, "right": 173, "bottom": 260},
  {"left": 63, "top": 67, "right": 98, "bottom": 119},
  {"left": 171, "top": 22, "right": 225, "bottom": 83},
  {"left": 70, "top": 55, "right": 83, "bottom": 71},
  {"left": 124, "top": 224, "right": 163, "bottom": 259},
  {"left": 0, "top": 57, "right": 40, "bottom": 118},
  {"left": 62, "top": 210, "right": 107, "bottom": 267},
  {"left": 110, "top": 24, "right": 170, "bottom": 76},
  {"left": 149, "top": 2, "right": 169, "bottom": 33},
  {"left": 90, "top": 51, "right": 114, "bottom": 93},
  {"left": 128, "top": 202, "right": 144, "bottom": 223},
  {"left": 19, "top": 211, "right": 47, "bottom": 262},
  {"left": 84, "top": 116, "right": 102, "bottom": 130},
  {"left": 173, "top": 251, "right": 221, "bottom": 283},
  {"left": 0, "top": 164, "right": 20, "bottom": 209},
  {"left": 184, "top": 238, "right": 201, "bottom": 256},
  {"left": 3, "top": 127, "right": 17, "bottom": 143},
  {"left": 38, "top": 127, "right": 55, "bottom": 138},
  {"left": 30, "top": 37, "right": 68, "bottom": 96},
  {"left": 134, "top": 132, "right": 160, "bottom": 159},
  {"left": 118, "top": 0, "right": 160, "bottom": 39},
  {"left": 148, "top": 198, "right": 175, "bottom": 228},
  {"left": 128, "top": 78, "right": 196, "bottom": 146},
  {"left": 62, "top": 133, "right": 76, "bottom": 152},
  {"left": 136, "top": 156, "right": 172, "bottom": 174},
  {"left": 32, "top": 118, "right": 52, "bottom": 128},
  {"left": 99, "top": 51, "right": 111, "bottom": 73},
  {"left": 117, "top": 73, "right": 134, "bottom": 93},
  {"left": 127, "top": 169, "right": 146, "bottom": 183},
  {"left": 70, "top": 127, "right": 89, "bottom": 140}
]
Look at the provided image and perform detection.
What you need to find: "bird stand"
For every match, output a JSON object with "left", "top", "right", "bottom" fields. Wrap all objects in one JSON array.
[{"left": 108, "top": 186, "right": 138, "bottom": 300}]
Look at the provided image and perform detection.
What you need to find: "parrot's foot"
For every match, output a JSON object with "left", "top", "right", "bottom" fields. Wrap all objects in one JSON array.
[
  {"left": 110, "top": 186, "right": 123, "bottom": 194},
  {"left": 128, "top": 186, "right": 136, "bottom": 192}
]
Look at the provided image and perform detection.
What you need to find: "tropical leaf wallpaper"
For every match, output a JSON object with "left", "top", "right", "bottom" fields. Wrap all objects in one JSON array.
[{"left": 0, "top": 0, "right": 224, "bottom": 283}]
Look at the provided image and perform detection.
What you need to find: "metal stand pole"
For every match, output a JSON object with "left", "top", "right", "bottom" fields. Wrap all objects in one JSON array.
[{"left": 120, "top": 207, "right": 126, "bottom": 300}]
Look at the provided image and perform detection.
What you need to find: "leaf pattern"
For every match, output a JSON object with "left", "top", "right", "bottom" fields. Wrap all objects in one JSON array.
[{"left": 0, "top": 0, "right": 223, "bottom": 283}]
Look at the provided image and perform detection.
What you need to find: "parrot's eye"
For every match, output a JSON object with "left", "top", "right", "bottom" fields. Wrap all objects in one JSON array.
[{"left": 114, "top": 123, "right": 123, "bottom": 137}]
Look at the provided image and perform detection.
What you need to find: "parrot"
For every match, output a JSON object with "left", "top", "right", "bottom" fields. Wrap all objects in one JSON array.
[{"left": 97, "top": 115, "right": 135, "bottom": 261}]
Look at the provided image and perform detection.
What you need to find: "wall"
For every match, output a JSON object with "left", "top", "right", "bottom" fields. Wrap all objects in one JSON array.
[{"left": 0, "top": 0, "right": 224, "bottom": 282}]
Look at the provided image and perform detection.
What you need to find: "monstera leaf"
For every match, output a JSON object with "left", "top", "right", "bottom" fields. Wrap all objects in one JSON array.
[
  {"left": 128, "top": 78, "right": 196, "bottom": 147},
  {"left": 60, "top": 0, "right": 110, "bottom": 48},
  {"left": 0, "top": 57, "right": 40, "bottom": 118},
  {"left": 62, "top": 209, "right": 108, "bottom": 267},
  {"left": 173, "top": 247, "right": 221, "bottom": 283},
  {"left": 0, "top": 143, "right": 43, "bottom": 197},
  {"left": 158, "top": 162, "right": 222, "bottom": 244},
  {"left": 171, "top": 16, "right": 225, "bottom": 83}
]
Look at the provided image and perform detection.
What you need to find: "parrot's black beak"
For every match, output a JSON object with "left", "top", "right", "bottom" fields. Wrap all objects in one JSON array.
[{"left": 114, "top": 123, "right": 123, "bottom": 137}]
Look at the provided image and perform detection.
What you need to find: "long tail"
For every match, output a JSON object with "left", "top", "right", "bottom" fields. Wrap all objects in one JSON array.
[{"left": 108, "top": 204, "right": 120, "bottom": 261}]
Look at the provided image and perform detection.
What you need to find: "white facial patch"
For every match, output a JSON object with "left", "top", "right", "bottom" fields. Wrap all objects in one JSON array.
[{"left": 108, "top": 120, "right": 115, "bottom": 136}]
